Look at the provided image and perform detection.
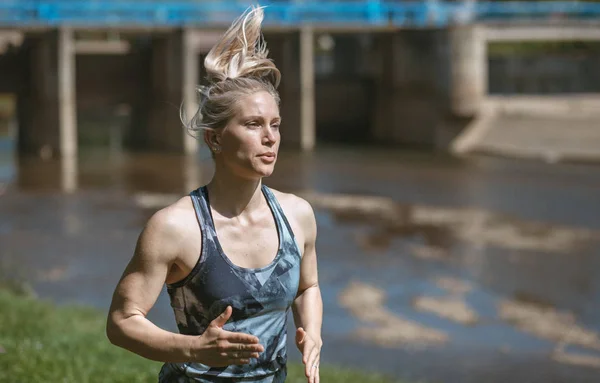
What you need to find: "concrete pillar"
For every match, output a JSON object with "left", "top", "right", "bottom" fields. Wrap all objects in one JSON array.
[
  {"left": 266, "top": 30, "right": 315, "bottom": 150},
  {"left": 18, "top": 28, "right": 76, "bottom": 158},
  {"left": 61, "top": 153, "right": 78, "bottom": 193},
  {"left": 299, "top": 26, "right": 315, "bottom": 151},
  {"left": 147, "top": 29, "right": 198, "bottom": 153},
  {"left": 448, "top": 25, "right": 486, "bottom": 117},
  {"left": 59, "top": 28, "right": 77, "bottom": 158},
  {"left": 182, "top": 29, "right": 200, "bottom": 155}
]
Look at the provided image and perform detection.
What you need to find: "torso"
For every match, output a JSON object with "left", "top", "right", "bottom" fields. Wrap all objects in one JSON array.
[
  {"left": 164, "top": 187, "right": 305, "bottom": 286},
  {"left": 158, "top": 185, "right": 303, "bottom": 380},
  {"left": 211, "top": 198, "right": 280, "bottom": 270}
]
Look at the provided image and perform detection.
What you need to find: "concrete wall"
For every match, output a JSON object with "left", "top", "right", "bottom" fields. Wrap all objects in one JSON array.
[
  {"left": 372, "top": 30, "right": 449, "bottom": 147},
  {"left": 75, "top": 49, "right": 149, "bottom": 148},
  {"left": 0, "top": 43, "right": 25, "bottom": 93},
  {"left": 315, "top": 78, "right": 374, "bottom": 143},
  {"left": 146, "top": 31, "right": 189, "bottom": 152},
  {"left": 76, "top": 34, "right": 197, "bottom": 153},
  {"left": 76, "top": 52, "right": 147, "bottom": 108},
  {"left": 368, "top": 27, "right": 485, "bottom": 148},
  {"left": 16, "top": 30, "right": 76, "bottom": 158},
  {"left": 489, "top": 53, "right": 600, "bottom": 94}
]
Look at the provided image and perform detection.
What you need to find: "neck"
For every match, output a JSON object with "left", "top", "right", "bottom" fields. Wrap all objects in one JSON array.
[{"left": 206, "top": 162, "right": 263, "bottom": 218}]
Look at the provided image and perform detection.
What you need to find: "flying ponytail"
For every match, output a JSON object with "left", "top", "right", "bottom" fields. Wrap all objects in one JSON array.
[
  {"left": 182, "top": 5, "right": 281, "bottom": 139},
  {"left": 204, "top": 6, "right": 280, "bottom": 88}
]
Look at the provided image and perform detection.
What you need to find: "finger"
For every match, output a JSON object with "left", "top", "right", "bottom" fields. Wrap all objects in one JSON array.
[
  {"left": 305, "top": 349, "right": 319, "bottom": 378},
  {"left": 307, "top": 361, "right": 317, "bottom": 383},
  {"left": 224, "top": 342, "right": 264, "bottom": 353},
  {"left": 211, "top": 306, "right": 232, "bottom": 328},
  {"left": 315, "top": 365, "right": 320, "bottom": 383},
  {"left": 227, "top": 357, "right": 251, "bottom": 366},
  {"left": 222, "top": 330, "right": 261, "bottom": 345},
  {"left": 296, "top": 327, "right": 306, "bottom": 346},
  {"left": 230, "top": 351, "right": 260, "bottom": 359},
  {"left": 310, "top": 361, "right": 320, "bottom": 383},
  {"left": 306, "top": 346, "right": 318, "bottom": 369},
  {"left": 304, "top": 349, "right": 313, "bottom": 377},
  {"left": 222, "top": 342, "right": 263, "bottom": 354}
]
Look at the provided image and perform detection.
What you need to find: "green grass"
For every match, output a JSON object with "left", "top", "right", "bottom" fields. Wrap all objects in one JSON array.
[{"left": 0, "top": 289, "right": 397, "bottom": 383}]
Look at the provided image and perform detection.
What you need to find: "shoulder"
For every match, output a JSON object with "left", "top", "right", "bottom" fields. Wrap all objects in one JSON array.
[
  {"left": 146, "top": 195, "right": 196, "bottom": 236},
  {"left": 269, "top": 188, "right": 316, "bottom": 236},
  {"left": 137, "top": 195, "right": 198, "bottom": 262}
]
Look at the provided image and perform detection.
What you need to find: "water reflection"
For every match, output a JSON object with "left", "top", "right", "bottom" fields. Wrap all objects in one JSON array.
[
  {"left": 302, "top": 191, "right": 597, "bottom": 253},
  {"left": 61, "top": 154, "right": 78, "bottom": 193},
  {"left": 2, "top": 145, "right": 600, "bottom": 382}
]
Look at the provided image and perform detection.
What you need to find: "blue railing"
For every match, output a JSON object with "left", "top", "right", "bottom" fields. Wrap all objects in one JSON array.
[{"left": 1, "top": 1, "right": 600, "bottom": 28}]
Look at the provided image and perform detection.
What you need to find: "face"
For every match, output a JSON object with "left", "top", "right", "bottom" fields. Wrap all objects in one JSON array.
[{"left": 211, "top": 91, "right": 281, "bottom": 179}]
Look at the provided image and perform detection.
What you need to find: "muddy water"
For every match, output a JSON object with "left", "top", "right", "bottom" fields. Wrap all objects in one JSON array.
[{"left": 1, "top": 145, "right": 600, "bottom": 383}]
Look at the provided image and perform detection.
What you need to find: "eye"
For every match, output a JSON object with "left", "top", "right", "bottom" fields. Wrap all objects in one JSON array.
[
  {"left": 271, "top": 123, "right": 280, "bottom": 130},
  {"left": 246, "top": 121, "right": 260, "bottom": 128}
]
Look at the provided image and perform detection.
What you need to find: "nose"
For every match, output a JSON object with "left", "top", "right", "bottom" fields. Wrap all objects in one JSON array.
[{"left": 262, "top": 125, "right": 276, "bottom": 146}]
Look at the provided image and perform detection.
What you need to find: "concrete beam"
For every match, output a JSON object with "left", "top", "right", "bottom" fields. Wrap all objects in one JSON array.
[
  {"left": 484, "top": 25, "right": 600, "bottom": 42},
  {"left": 74, "top": 40, "right": 130, "bottom": 55},
  {"left": 187, "top": 30, "right": 224, "bottom": 53},
  {"left": 485, "top": 95, "right": 600, "bottom": 118},
  {"left": 262, "top": 24, "right": 397, "bottom": 34}
]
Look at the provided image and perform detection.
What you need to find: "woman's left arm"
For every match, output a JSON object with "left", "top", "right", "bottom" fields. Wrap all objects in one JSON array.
[{"left": 292, "top": 198, "right": 323, "bottom": 383}]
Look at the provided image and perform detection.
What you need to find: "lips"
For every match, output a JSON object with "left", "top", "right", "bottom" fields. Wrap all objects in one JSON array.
[{"left": 258, "top": 152, "right": 276, "bottom": 162}]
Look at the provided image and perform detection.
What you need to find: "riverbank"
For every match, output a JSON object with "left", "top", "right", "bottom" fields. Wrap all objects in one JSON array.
[
  {"left": 0, "top": 287, "right": 398, "bottom": 383},
  {"left": 451, "top": 95, "right": 600, "bottom": 163}
]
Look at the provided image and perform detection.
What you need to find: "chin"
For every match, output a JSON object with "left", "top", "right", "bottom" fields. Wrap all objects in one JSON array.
[
  {"left": 254, "top": 163, "right": 276, "bottom": 178},
  {"left": 257, "top": 168, "right": 275, "bottom": 178}
]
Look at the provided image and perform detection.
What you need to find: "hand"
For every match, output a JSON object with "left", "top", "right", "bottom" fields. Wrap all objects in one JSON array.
[
  {"left": 192, "top": 306, "right": 264, "bottom": 367},
  {"left": 295, "top": 327, "right": 322, "bottom": 383}
]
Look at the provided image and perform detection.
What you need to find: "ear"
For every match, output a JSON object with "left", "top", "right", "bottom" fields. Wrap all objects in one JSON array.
[{"left": 204, "top": 129, "right": 221, "bottom": 151}]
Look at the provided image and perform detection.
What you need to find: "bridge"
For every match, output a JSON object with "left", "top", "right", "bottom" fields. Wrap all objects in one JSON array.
[
  {"left": 1, "top": 1, "right": 600, "bottom": 168},
  {"left": 2, "top": 1, "right": 600, "bottom": 28}
]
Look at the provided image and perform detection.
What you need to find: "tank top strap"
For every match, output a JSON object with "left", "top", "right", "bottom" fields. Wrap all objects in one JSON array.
[
  {"left": 261, "top": 185, "right": 297, "bottom": 242},
  {"left": 189, "top": 186, "right": 217, "bottom": 242}
]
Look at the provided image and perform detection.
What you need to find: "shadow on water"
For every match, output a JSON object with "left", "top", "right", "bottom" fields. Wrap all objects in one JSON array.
[
  {"left": 329, "top": 203, "right": 456, "bottom": 252},
  {"left": 2, "top": 143, "right": 600, "bottom": 382}
]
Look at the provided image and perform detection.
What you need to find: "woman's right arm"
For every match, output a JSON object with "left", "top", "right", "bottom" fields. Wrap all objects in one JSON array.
[{"left": 106, "top": 205, "right": 263, "bottom": 365}]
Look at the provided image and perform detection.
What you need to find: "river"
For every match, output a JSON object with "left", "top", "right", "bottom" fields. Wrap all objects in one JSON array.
[{"left": 1, "top": 143, "right": 600, "bottom": 383}]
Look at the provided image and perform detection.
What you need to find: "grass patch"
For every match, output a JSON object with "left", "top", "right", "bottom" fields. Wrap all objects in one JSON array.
[{"left": 0, "top": 289, "right": 397, "bottom": 383}]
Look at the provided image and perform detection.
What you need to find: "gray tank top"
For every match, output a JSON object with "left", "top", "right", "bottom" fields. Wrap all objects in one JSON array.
[{"left": 159, "top": 185, "right": 301, "bottom": 382}]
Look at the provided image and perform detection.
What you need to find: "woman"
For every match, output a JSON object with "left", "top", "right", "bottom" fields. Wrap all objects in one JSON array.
[{"left": 106, "top": 6, "right": 322, "bottom": 383}]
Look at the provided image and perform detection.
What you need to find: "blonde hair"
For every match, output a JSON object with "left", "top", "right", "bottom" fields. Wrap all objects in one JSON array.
[{"left": 183, "top": 6, "right": 281, "bottom": 139}]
